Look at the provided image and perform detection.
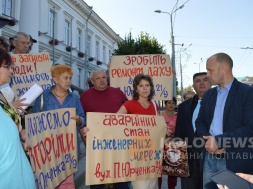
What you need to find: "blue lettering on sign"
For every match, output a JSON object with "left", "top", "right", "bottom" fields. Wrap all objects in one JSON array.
[
  {"left": 11, "top": 73, "right": 51, "bottom": 85},
  {"left": 128, "top": 77, "right": 133, "bottom": 84},
  {"left": 65, "top": 153, "right": 78, "bottom": 169},
  {"left": 27, "top": 111, "right": 71, "bottom": 139},
  {"left": 123, "top": 86, "right": 133, "bottom": 97},
  {"left": 155, "top": 84, "right": 168, "bottom": 98},
  {"left": 35, "top": 161, "right": 66, "bottom": 189}
]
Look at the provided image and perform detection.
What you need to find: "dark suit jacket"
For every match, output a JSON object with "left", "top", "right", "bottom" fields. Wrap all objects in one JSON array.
[
  {"left": 174, "top": 95, "right": 202, "bottom": 177},
  {"left": 196, "top": 78, "right": 253, "bottom": 174}
]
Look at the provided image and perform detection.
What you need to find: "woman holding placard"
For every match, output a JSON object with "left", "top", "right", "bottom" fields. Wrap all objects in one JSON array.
[
  {"left": 32, "top": 64, "right": 86, "bottom": 189},
  {"left": 117, "top": 74, "right": 159, "bottom": 189},
  {"left": 0, "top": 48, "right": 35, "bottom": 188}
]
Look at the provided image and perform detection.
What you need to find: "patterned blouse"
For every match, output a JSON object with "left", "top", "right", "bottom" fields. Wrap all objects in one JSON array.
[{"left": 0, "top": 97, "right": 21, "bottom": 131}]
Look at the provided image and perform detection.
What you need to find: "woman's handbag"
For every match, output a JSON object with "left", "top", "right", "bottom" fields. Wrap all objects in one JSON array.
[{"left": 161, "top": 136, "right": 189, "bottom": 177}]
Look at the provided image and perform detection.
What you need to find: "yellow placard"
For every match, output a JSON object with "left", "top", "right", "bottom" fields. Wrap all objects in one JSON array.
[
  {"left": 25, "top": 108, "right": 78, "bottom": 189},
  {"left": 110, "top": 54, "right": 173, "bottom": 100},
  {"left": 10, "top": 52, "right": 53, "bottom": 100},
  {"left": 86, "top": 112, "right": 166, "bottom": 185}
]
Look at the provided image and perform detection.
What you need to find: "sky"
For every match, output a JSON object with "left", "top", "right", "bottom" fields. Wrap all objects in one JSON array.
[{"left": 84, "top": 0, "right": 253, "bottom": 87}]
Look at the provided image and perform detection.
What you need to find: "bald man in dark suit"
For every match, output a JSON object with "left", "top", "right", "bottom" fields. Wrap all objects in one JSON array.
[{"left": 196, "top": 53, "right": 253, "bottom": 189}]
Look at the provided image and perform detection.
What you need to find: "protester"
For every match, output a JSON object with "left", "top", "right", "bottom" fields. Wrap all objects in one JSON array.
[
  {"left": 1, "top": 32, "right": 30, "bottom": 109},
  {"left": 80, "top": 68, "right": 129, "bottom": 189},
  {"left": 183, "top": 90, "right": 196, "bottom": 101},
  {"left": 117, "top": 74, "right": 159, "bottom": 189},
  {"left": 0, "top": 48, "right": 35, "bottom": 188},
  {"left": 195, "top": 53, "right": 253, "bottom": 189},
  {"left": 0, "top": 48, "right": 22, "bottom": 130},
  {"left": 81, "top": 69, "right": 127, "bottom": 114},
  {"left": 11, "top": 32, "right": 30, "bottom": 54},
  {"left": 32, "top": 64, "right": 86, "bottom": 189},
  {"left": 159, "top": 97, "right": 178, "bottom": 189},
  {"left": 0, "top": 35, "right": 15, "bottom": 102},
  {"left": 174, "top": 72, "right": 211, "bottom": 189}
]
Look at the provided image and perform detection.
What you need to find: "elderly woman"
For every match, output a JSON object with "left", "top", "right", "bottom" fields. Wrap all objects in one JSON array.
[
  {"left": 32, "top": 64, "right": 85, "bottom": 189},
  {"left": 117, "top": 74, "right": 159, "bottom": 189},
  {"left": 0, "top": 48, "right": 35, "bottom": 188}
]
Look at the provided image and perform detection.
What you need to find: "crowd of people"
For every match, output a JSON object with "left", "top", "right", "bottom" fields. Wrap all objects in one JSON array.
[{"left": 1, "top": 30, "right": 253, "bottom": 189}]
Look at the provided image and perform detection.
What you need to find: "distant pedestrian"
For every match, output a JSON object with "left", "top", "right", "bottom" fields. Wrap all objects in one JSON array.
[{"left": 183, "top": 90, "right": 195, "bottom": 101}]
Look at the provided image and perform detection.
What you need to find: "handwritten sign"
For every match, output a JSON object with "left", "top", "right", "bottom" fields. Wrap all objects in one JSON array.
[
  {"left": 110, "top": 54, "right": 173, "bottom": 100},
  {"left": 86, "top": 112, "right": 166, "bottom": 185},
  {"left": 25, "top": 108, "right": 78, "bottom": 189},
  {"left": 10, "top": 52, "right": 53, "bottom": 100}
]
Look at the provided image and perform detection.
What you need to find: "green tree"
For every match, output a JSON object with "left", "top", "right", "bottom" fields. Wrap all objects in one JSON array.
[{"left": 113, "top": 32, "right": 166, "bottom": 55}]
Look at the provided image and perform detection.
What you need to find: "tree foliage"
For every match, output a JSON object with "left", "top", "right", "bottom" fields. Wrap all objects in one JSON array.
[{"left": 113, "top": 32, "right": 166, "bottom": 55}]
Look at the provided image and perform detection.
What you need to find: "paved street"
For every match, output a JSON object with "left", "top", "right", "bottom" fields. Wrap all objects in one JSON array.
[{"left": 75, "top": 137, "right": 181, "bottom": 189}]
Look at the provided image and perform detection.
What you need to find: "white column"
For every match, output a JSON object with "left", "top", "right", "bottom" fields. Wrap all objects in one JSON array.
[{"left": 19, "top": 0, "right": 39, "bottom": 53}]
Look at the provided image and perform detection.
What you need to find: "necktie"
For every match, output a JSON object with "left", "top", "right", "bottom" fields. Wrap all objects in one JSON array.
[{"left": 192, "top": 99, "right": 201, "bottom": 132}]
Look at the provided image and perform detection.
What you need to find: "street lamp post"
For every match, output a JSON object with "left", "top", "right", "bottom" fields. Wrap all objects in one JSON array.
[
  {"left": 52, "top": 7, "right": 56, "bottom": 65},
  {"left": 154, "top": 0, "right": 189, "bottom": 98},
  {"left": 194, "top": 58, "right": 203, "bottom": 72},
  {"left": 179, "top": 43, "right": 192, "bottom": 102},
  {"left": 85, "top": 6, "right": 93, "bottom": 90}
]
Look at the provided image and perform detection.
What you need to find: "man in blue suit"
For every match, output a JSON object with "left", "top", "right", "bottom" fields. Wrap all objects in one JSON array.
[{"left": 196, "top": 52, "right": 253, "bottom": 189}]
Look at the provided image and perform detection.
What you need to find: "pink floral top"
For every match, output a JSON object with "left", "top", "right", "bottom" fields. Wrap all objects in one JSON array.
[{"left": 161, "top": 111, "right": 177, "bottom": 138}]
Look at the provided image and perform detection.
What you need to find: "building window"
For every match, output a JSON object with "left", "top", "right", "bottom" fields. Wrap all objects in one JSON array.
[
  {"left": 64, "top": 20, "right": 71, "bottom": 45},
  {"left": 88, "top": 71, "right": 91, "bottom": 78},
  {"left": 87, "top": 71, "right": 91, "bottom": 88},
  {"left": 2, "top": 0, "right": 13, "bottom": 16},
  {"left": 77, "top": 29, "right": 82, "bottom": 51},
  {"left": 103, "top": 46, "right": 106, "bottom": 64},
  {"left": 109, "top": 50, "right": 112, "bottom": 59},
  {"left": 49, "top": 10, "right": 56, "bottom": 38},
  {"left": 87, "top": 35, "right": 91, "bottom": 57},
  {"left": 96, "top": 41, "right": 99, "bottom": 60}
]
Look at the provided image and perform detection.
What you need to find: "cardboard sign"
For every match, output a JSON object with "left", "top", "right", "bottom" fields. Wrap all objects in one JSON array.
[
  {"left": 86, "top": 112, "right": 166, "bottom": 185},
  {"left": 25, "top": 108, "right": 78, "bottom": 189},
  {"left": 110, "top": 54, "right": 173, "bottom": 100},
  {"left": 10, "top": 52, "right": 53, "bottom": 100}
]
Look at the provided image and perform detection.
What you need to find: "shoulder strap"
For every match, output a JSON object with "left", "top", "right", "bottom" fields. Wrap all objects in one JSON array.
[{"left": 151, "top": 100, "right": 158, "bottom": 115}]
